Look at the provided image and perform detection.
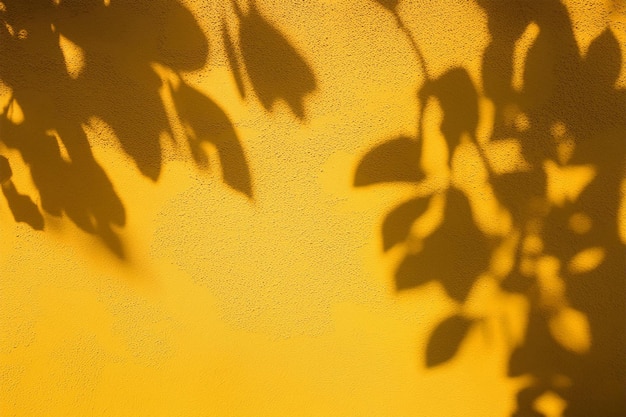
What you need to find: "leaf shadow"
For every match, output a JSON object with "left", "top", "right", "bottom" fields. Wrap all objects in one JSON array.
[
  {"left": 357, "top": 1, "right": 626, "bottom": 415},
  {"left": 229, "top": 1, "right": 317, "bottom": 120},
  {"left": 354, "top": 136, "right": 424, "bottom": 187},
  {"left": 0, "top": 0, "right": 254, "bottom": 257},
  {"left": 395, "top": 189, "right": 491, "bottom": 302},
  {"left": 171, "top": 80, "right": 253, "bottom": 197},
  {"left": 426, "top": 314, "right": 474, "bottom": 368},
  {"left": 1, "top": 156, "right": 44, "bottom": 230}
]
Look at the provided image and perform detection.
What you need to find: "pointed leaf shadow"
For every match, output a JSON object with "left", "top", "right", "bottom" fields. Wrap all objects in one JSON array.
[
  {"left": 396, "top": 251, "right": 434, "bottom": 290},
  {"left": 65, "top": 162, "right": 126, "bottom": 256},
  {"left": 395, "top": 189, "right": 490, "bottom": 301},
  {"left": 421, "top": 67, "right": 479, "bottom": 150},
  {"left": 584, "top": 28, "right": 621, "bottom": 84},
  {"left": 2, "top": 184, "right": 45, "bottom": 230},
  {"left": 96, "top": 67, "right": 168, "bottom": 181},
  {"left": 382, "top": 195, "right": 430, "bottom": 251},
  {"left": 1, "top": 125, "right": 127, "bottom": 256},
  {"left": 172, "top": 81, "right": 252, "bottom": 197},
  {"left": 0, "top": 155, "right": 12, "bottom": 183},
  {"left": 237, "top": 3, "right": 316, "bottom": 119},
  {"left": 156, "top": 0, "right": 209, "bottom": 71},
  {"left": 426, "top": 314, "right": 474, "bottom": 367},
  {"left": 354, "top": 136, "right": 424, "bottom": 186}
]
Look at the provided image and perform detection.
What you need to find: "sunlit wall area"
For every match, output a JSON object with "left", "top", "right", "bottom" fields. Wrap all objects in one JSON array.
[{"left": 1, "top": 0, "right": 624, "bottom": 416}]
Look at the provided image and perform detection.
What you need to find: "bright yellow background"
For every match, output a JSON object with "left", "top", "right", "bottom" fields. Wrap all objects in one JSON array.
[{"left": 1, "top": 1, "right": 625, "bottom": 416}]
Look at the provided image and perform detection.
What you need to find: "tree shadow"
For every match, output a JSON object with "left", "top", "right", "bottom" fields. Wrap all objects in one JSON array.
[
  {"left": 358, "top": 1, "right": 625, "bottom": 415},
  {"left": 0, "top": 0, "right": 316, "bottom": 257},
  {"left": 222, "top": 0, "right": 317, "bottom": 120}
]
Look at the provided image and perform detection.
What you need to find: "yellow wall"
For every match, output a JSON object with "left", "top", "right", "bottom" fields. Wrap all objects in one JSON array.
[{"left": 1, "top": 0, "right": 625, "bottom": 416}]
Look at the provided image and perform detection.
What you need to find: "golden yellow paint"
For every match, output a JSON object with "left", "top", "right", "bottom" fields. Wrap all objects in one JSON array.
[
  {"left": 512, "top": 23, "right": 540, "bottom": 93},
  {"left": 567, "top": 247, "right": 605, "bottom": 275},
  {"left": 568, "top": 212, "right": 592, "bottom": 235},
  {"left": 0, "top": 0, "right": 624, "bottom": 416},
  {"left": 58, "top": 34, "right": 85, "bottom": 80},
  {"left": 544, "top": 161, "right": 596, "bottom": 207},
  {"left": 534, "top": 391, "right": 567, "bottom": 417},
  {"left": 549, "top": 307, "right": 591, "bottom": 354},
  {"left": 2, "top": 96, "right": 23, "bottom": 125}
]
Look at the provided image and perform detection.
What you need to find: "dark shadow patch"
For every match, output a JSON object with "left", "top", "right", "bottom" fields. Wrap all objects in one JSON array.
[
  {"left": 426, "top": 314, "right": 475, "bottom": 368},
  {"left": 356, "top": 1, "right": 626, "bottom": 414},
  {"left": 0, "top": 0, "right": 255, "bottom": 256},
  {"left": 394, "top": 189, "right": 491, "bottom": 301},
  {"left": 420, "top": 67, "right": 479, "bottom": 150},
  {"left": 171, "top": 80, "right": 252, "bottom": 197},
  {"left": 382, "top": 195, "right": 430, "bottom": 251},
  {"left": 1, "top": 155, "right": 44, "bottom": 230},
  {"left": 354, "top": 136, "right": 424, "bottom": 186},
  {"left": 232, "top": 1, "right": 316, "bottom": 119}
]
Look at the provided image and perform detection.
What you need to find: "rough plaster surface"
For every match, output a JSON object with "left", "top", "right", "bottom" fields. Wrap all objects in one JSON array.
[{"left": 1, "top": 0, "right": 624, "bottom": 416}]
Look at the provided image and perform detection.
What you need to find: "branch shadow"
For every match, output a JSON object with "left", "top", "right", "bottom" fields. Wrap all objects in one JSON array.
[{"left": 357, "top": 1, "right": 625, "bottom": 415}]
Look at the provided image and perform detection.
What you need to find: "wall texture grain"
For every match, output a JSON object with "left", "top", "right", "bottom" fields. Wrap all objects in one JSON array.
[{"left": 1, "top": 0, "right": 625, "bottom": 416}]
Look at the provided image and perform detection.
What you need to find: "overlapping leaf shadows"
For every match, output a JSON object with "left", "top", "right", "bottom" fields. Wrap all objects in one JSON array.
[
  {"left": 0, "top": 155, "right": 44, "bottom": 230},
  {"left": 358, "top": 1, "right": 625, "bottom": 415},
  {"left": 0, "top": 0, "right": 255, "bottom": 257},
  {"left": 170, "top": 80, "right": 251, "bottom": 196},
  {"left": 222, "top": 0, "right": 316, "bottom": 120}
]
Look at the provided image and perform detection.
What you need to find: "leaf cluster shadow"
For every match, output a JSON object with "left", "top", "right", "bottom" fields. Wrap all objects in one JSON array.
[
  {"left": 359, "top": 0, "right": 625, "bottom": 415},
  {"left": 0, "top": 0, "right": 316, "bottom": 257},
  {"left": 222, "top": 0, "right": 316, "bottom": 120}
]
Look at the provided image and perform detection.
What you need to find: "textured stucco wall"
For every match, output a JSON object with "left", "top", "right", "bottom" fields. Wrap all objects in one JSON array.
[{"left": 1, "top": 0, "right": 625, "bottom": 416}]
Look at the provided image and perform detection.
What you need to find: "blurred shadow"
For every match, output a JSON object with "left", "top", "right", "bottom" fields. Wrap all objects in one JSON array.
[
  {"left": 0, "top": 0, "right": 255, "bottom": 257},
  {"left": 394, "top": 189, "right": 491, "bottom": 301},
  {"left": 357, "top": 0, "right": 625, "bottom": 415}
]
